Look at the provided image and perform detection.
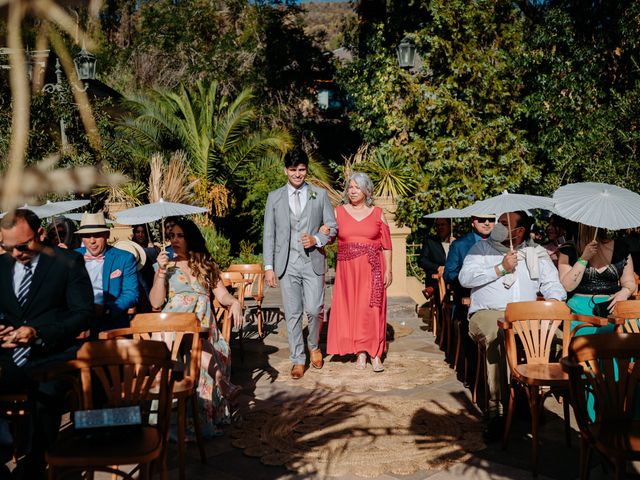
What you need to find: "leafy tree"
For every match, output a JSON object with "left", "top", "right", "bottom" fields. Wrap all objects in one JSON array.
[
  {"left": 520, "top": 0, "right": 640, "bottom": 193},
  {"left": 337, "top": 0, "right": 540, "bottom": 228},
  {"left": 119, "top": 80, "right": 292, "bottom": 218}
]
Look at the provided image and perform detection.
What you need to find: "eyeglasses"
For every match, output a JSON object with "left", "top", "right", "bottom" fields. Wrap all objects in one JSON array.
[
  {"left": 474, "top": 217, "right": 495, "bottom": 224},
  {"left": 1, "top": 235, "right": 35, "bottom": 252},
  {"left": 167, "top": 233, "right": 184, "bottom": 240}
]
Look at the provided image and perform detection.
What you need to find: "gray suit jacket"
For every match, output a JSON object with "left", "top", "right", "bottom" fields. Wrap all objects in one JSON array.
[{"left": 263, "top": 184, "right": 337, "bottom": 277}]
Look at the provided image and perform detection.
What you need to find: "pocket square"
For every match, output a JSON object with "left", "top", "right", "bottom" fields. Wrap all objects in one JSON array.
[{"left": 110, "top": 269, "right": 122, "bottom": 279}]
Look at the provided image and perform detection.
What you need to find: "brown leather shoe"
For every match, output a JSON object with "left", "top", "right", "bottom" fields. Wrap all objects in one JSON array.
[
  {"left": 291, "top": 364, "right": 305, "bottom": 379},
  {"left": 310, "top": 349, "right": 323, "bottom": 369}
]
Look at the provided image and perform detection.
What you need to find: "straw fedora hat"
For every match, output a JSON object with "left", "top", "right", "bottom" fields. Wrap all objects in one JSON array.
[
  {"left": 75, "top": 212, "right": 111, "bottom": 235},
  {"left": 113, "top": 240, "right": 147, "bottom": 272}
]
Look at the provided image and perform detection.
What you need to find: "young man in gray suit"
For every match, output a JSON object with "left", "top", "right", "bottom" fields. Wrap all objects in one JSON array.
[{"left": 263, "top": 147, "right": 337, "bottom": 379}]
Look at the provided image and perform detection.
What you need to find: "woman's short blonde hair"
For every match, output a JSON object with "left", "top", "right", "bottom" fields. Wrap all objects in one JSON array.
[{"left": 342, "top": 172, "right": 374, "bottom": 206}]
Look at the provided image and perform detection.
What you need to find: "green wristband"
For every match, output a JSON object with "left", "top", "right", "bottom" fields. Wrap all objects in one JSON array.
[
  {"left": 497, "top": 264, "right": 507, "bottom": 276},
  {"left": 577, "top": 258, "right": 588, "bottom": 267}
]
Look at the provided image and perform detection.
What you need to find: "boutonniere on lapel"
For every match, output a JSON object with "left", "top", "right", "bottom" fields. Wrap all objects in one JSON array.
[{"left": 309, "top": 190, "right": 317, "bottom": 200}]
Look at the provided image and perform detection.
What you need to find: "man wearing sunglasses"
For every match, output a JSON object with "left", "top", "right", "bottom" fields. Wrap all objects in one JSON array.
[
  {"left": 0, "top": 208, "right": 93, "bottom": 476},
  {"left": 459, "top": 211, "right": 565, "bottom": 441}
]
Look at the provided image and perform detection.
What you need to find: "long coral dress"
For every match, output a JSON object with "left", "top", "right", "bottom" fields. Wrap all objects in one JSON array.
[
  {"left": 162, "top": 267, "right": 231, "bottom": 436},
  {"left": 327, "top": 205, "right": 392, "bottom": 358}
]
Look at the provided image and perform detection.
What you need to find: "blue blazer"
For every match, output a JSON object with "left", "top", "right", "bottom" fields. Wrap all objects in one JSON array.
[
  {"left": 76, "top": 245, "right": 139, "bottom": 330},
  {"left": 444, "top": 232, "right": 481, "bottom": 285}
]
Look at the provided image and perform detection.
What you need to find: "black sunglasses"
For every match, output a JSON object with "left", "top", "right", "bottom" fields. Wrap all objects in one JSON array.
[
  {"left": 474, "top": 217, "right": 495, "bottom": 224},
  {"left": 1, "top": 235, "right": 35, "bottom": 252}
]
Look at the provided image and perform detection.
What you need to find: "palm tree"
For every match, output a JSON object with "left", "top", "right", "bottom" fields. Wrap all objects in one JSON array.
[{"left": 119, "top": 80, "right": 292, "bottom": 215}]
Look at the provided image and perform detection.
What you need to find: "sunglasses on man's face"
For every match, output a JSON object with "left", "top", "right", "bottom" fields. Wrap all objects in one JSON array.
[
  {"left": 1, "top": 236, "right": 35, "bottom": 252},
  {"left": 474, "top": 217, "right": 495, "bottom": 224}
]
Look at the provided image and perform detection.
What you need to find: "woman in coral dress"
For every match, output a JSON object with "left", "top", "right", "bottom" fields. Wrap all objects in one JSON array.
[
  {"left": 150, "top": 218, "right": 243, "bottom": 436},
  {"left": 326, "top": 172, "right": 393, "bottom": 372}
]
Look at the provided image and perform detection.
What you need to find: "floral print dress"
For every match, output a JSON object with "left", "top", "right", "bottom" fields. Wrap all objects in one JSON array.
[{"left": 162, "top": 266, "right": 232, "bottom": 435}]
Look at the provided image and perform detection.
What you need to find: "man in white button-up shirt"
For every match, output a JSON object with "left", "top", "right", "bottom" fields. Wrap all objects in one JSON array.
[{"left": 459, "top": 211, "right": 566, "bottom": 439}]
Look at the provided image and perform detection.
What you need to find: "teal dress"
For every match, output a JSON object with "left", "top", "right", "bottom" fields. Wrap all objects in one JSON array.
[
  {"left": 161, "top": 266, "right": 232, "bottom": 436},
  {"left": 561, "top": 241, "right": 631, "bottom": 420}
]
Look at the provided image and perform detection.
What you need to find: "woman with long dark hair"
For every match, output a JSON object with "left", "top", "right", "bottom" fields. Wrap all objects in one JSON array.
[{"left": 150, "top": 218, "right": 242, "bottom": 435}]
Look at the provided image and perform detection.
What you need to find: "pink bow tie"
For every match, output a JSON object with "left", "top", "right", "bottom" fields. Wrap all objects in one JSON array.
[{"left": 84, "top": 253, "right": 104, "bottom": 262}]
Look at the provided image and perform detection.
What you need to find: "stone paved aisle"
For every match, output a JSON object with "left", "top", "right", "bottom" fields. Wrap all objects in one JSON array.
[{"left": 172, "top": 276, "right": 614, "bottom": 480}]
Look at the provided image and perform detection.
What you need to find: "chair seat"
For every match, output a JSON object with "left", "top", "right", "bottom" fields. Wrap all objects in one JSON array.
[
  {"left": 512, "top": 363, "right": 568, "bottom": 386},
  {"left": 589, "top": 420, "right": 640, "bottom": 458},
  {"left": 47, "top": 426, "right": 163, "bottom": 467}
]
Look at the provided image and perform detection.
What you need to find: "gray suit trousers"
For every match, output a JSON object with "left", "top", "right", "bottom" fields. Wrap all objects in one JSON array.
[{"left": 280, "top": 256, "right": 325, "bottom": 365}]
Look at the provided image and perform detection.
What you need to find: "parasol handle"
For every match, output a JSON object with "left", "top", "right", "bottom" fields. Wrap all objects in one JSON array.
[
  {"left": 507, "top": 213, "right": 513, "bottom": 251},
  {"left": 593, "top": 227, "right": 599, "bottom": 242},
  {"left": 161, "top": 217, "right": 166, "bottom": 253}
]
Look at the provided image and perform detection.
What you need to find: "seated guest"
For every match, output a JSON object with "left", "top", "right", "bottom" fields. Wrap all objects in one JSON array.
[
  {"left": 131, "top": 224, "right": 159, "bottom": 306},
  {"left": 75, "top": 212, "right": 139, "bottom": 334},
  {"left": 46, "top": 217, "right": 80, "bottom": 249},
  {"left": 443, "top": 214, "right": 495, "bottom": 362},
  {"left": 419, "top": 218, "right": 454, "bottom": 298},
  {"left": 542, "top": 214, "right": 567, "bottom": 266},
  {"left": 620, "top": 227, "right": 640, "bottom": 277},
  {"left": 459, "top": 211, "right": 566, "bottom": 440},
  {"left": 558, "top": 223, "right": 635, "bottom": 334},
  {"left": 150, "top": 218, "right": 243, "bottom": 436},
  {"left": 0, "top": 209, "right": 93, "bottom": 476}
]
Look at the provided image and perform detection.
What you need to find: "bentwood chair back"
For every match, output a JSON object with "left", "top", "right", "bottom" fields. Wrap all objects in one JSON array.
[
  {"left": 99, "top": 312, "right": 206, "bottom": 480},
  {"left": 610, "top": 299, "right": 640, "bottom": 333},
  {"left": 562, "top": 333, "right": 640, "bottom": 480},
  {"left": 500, "top": 301, "right": 574, "bottom": 475},
  {"left": 45, "top": 339, "right": 175, "bottom": 480},
  {"left": 226, "top": 263, "right": 265, "bottom": 337}
]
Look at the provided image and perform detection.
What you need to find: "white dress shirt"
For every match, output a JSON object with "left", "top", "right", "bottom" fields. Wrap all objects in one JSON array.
[
  {"left": 459, "top": 241, "right": 566, "bottom": 315},
  {"left": 13, "top": 254, "right": 40, "bottom": 297},
  {"left": 85, "top": 258, "right": 104, "bottom": 304}
]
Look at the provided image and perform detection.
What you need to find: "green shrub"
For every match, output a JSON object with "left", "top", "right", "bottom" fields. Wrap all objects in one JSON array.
[
  {"left": 231, "top": 240, "right": 263, "bottom": 265},
  {"left": 199, "top": 224, "right": 231, "bottom": 269}
]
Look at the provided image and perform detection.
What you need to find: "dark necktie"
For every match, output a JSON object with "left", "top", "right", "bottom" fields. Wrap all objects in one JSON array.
[{"left": 13, "top": 263, "right": 32, "bottom": 367}]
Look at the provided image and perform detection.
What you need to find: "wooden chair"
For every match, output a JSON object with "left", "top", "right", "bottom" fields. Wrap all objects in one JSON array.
[
  {"left": 432, "top": 266, "right": 453, "bottom": 354},
  {"left": 45, "top": 339, "right": 175, "bottom": 480},
  {"left": 99, "top": 312, "right": 206, "bottom": 480},
  {"left": 610, "top": 299, "right": 640, "bottom": 333},
  {"left": 430, "top": 266, "right": 444, "bottom": 340},
  {"left": 562, "top": 333, "right": 640, "bottom": 480},
  {"left": 226, "top": 264, "right": 265, "bottom": 337},
  {"left": 499, "top": 301, "right": 575, "bottom": 475}
]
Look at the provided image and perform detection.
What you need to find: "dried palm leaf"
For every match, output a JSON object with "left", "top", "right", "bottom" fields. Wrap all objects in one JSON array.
[{"left": 148, "top": 153, "right": 163, "bottom": 203}]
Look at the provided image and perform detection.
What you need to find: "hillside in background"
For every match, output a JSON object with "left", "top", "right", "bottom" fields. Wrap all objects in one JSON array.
[{"left": 302, "top": 2, "right": 355, "bottom": 50}]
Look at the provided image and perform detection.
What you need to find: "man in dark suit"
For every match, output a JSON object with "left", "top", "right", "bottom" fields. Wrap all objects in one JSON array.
[
  {"left": 0, "top": 209, "right": 93, "bottom": 477},
  {"left": 419, "top": 218, "right": 454, "bottom": 296},
  {"left": 75, "top": 212, "right": 139, "bottom": 334}
]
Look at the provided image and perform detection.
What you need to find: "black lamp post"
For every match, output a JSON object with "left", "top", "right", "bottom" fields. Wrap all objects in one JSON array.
[
  {"left": 73, "top": 47, "right": 96, "bottom": 82},
  {"left": 396, "top": 37, "right": 416, "bottom": 69}
]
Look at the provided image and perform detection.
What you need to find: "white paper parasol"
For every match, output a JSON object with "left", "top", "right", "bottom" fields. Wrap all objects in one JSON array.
[
  {"left": 63, "top": 213, "right": 113, "bottom": 224},
  {"left": 464, "top": 191, "right": 554, "bottom": 249},
  {"left": 553, "top": 182, "right": 640, "bottom": 230},
  {"left": 463, "top": 191, "right": 554, "bottom": 217},
  {"left": 424, "top": 207, "right": 470, "bottom": 219},
  {"left": 0, "top": 199, "right": 91, "bottom": 219},
  {"left": 114, "top": 199, "right": 208, "bottom": 225},
  {"left": 115, "top": 199, "right": 209, "bottom": 249}
]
